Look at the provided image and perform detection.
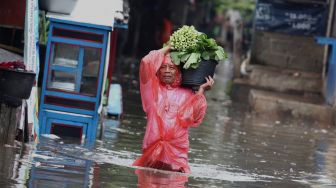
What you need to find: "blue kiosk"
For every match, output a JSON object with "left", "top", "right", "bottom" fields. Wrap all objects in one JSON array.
[{"left": 39, "top": 11, "right": 116, "bottom": 145}]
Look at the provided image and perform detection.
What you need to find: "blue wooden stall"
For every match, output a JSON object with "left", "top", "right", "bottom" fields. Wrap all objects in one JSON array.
[
  {"left": 39, "top": 16, "right": 112, "bottom": 145},
  {"left": 316, "top": 37, "right": 336, "bottom": 105}
]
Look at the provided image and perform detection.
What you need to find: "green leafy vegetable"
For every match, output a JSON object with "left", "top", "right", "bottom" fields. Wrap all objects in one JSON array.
[{"left": 168, "top": 25, "right": 227, "bottom": 69}]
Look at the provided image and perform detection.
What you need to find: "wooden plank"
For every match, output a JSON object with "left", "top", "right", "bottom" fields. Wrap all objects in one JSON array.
[
  {"left": 0, "top": 103, "right": 19, "bottom": 144},
  {"left": 0, "top": 104, "right": 10, "bottom": 143},
  {"left": 7, "top": 106, "right": 18, "bottom": 144},
  {"left": 0, "top": 146, "right": 16, "bottom": 179}
]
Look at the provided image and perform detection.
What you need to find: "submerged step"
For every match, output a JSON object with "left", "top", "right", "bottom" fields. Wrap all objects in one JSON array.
[
  {"left": 249, "top": 89, "right": 334, "bottom": 125},
  {"left": 249, "top": 65, "right": 322, "bottom": 93}
]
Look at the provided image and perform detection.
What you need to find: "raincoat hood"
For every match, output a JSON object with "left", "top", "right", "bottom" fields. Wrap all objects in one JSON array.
[{"left": 157, "top": 53, "right": 181, "bottom": 88}]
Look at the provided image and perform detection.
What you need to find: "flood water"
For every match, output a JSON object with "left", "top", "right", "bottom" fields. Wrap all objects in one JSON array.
[{"left": 1, "top": 61, "right": 336, "bottom": 187}]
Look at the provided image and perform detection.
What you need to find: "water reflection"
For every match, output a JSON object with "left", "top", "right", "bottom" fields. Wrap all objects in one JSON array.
[
  {"left": 0, "top": 145, "right": 20, "bottom": 186},
  {"left": 29, "top": 151, "right": 92, "bottom": 187},
  {"left": 100, "top": 119, "right": 120, "bottom": 145},
  {"left": 28, "top": 136, "right": 94, "bottom": 188},
  {"left": 135, "top": 168, "right": 188, "bottom": 188}
]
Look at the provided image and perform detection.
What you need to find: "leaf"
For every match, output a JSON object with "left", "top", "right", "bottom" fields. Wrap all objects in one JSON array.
[
  {"left": 214, "top": 47, "right": 226, "bottom": 61},
  {"left": 198, "top": 33, "right": 207, "bottom": 40},
  {"left": 201, "top": 51, "right": 210, "bottom": 60},
  {"left": 170, "top": 52, "right": 181, "bottom": 65},
  {"left": 183, "top": 52, "right": 201, "bottom": 69},
  {"left": 181, "top": 53, "right": 191, "bottom": 62},
  {"left": 191, "top": 62, "right": 199, "bottom": 69}
]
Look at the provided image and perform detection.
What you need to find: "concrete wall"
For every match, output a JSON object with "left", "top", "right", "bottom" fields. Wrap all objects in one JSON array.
[{"left": 250, "top": 31, "right": 325, "bottom": 73}]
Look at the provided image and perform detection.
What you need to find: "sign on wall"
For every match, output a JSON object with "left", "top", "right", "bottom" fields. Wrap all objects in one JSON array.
[{"left": 254, "top": 0, "right": 328, "bottom": 36}]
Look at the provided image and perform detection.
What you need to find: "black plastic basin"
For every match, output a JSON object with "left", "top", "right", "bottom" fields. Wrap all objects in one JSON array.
[
  {"left": 0, "top": 68, "right": 36, "bottom": 99},
  {"left": 181, "top": 59, "right": 218, "bottom": 91}
]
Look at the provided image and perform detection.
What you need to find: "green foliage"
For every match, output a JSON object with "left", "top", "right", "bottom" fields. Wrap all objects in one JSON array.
[
  {"left": 39, "top": 11, "right": 49, "bottom": 45},
  {"left": 169, "top": 25, "right": 198, "bottom": 51},
  {"left": 169, "top": 25, "right": 227, "bottom": 69},
  {"left": 215, "top": 0, "right": 256, "bottom": 21}
]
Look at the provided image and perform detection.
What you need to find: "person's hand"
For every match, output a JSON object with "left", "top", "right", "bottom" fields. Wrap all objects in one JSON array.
[
  {"left": 159, "top": 45, "right": 170, "bottom": 54},
  {"left": 197, "top": 76, "right": 214, "bottom": 95}
]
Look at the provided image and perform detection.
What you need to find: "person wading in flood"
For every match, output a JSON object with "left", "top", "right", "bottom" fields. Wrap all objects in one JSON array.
[{"left": 133, "top": 46, "right": 214, "bottom": 173}]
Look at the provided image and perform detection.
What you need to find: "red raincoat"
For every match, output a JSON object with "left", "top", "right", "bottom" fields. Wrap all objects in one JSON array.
[
  {"left": 133, "top": 50, "right": 207, "bottom": 173},
  {"left": 136, "top": 168, "right": 188, "bottom": 188}
]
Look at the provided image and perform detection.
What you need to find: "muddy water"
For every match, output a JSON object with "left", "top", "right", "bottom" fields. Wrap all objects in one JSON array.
[{"left": 1, "top": 61, "right": 336, "bottom": 187}]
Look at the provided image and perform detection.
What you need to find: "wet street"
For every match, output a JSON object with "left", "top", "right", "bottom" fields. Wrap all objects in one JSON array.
[{"left": 1, "top": 61, "right": 336, "bottom": 187}]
